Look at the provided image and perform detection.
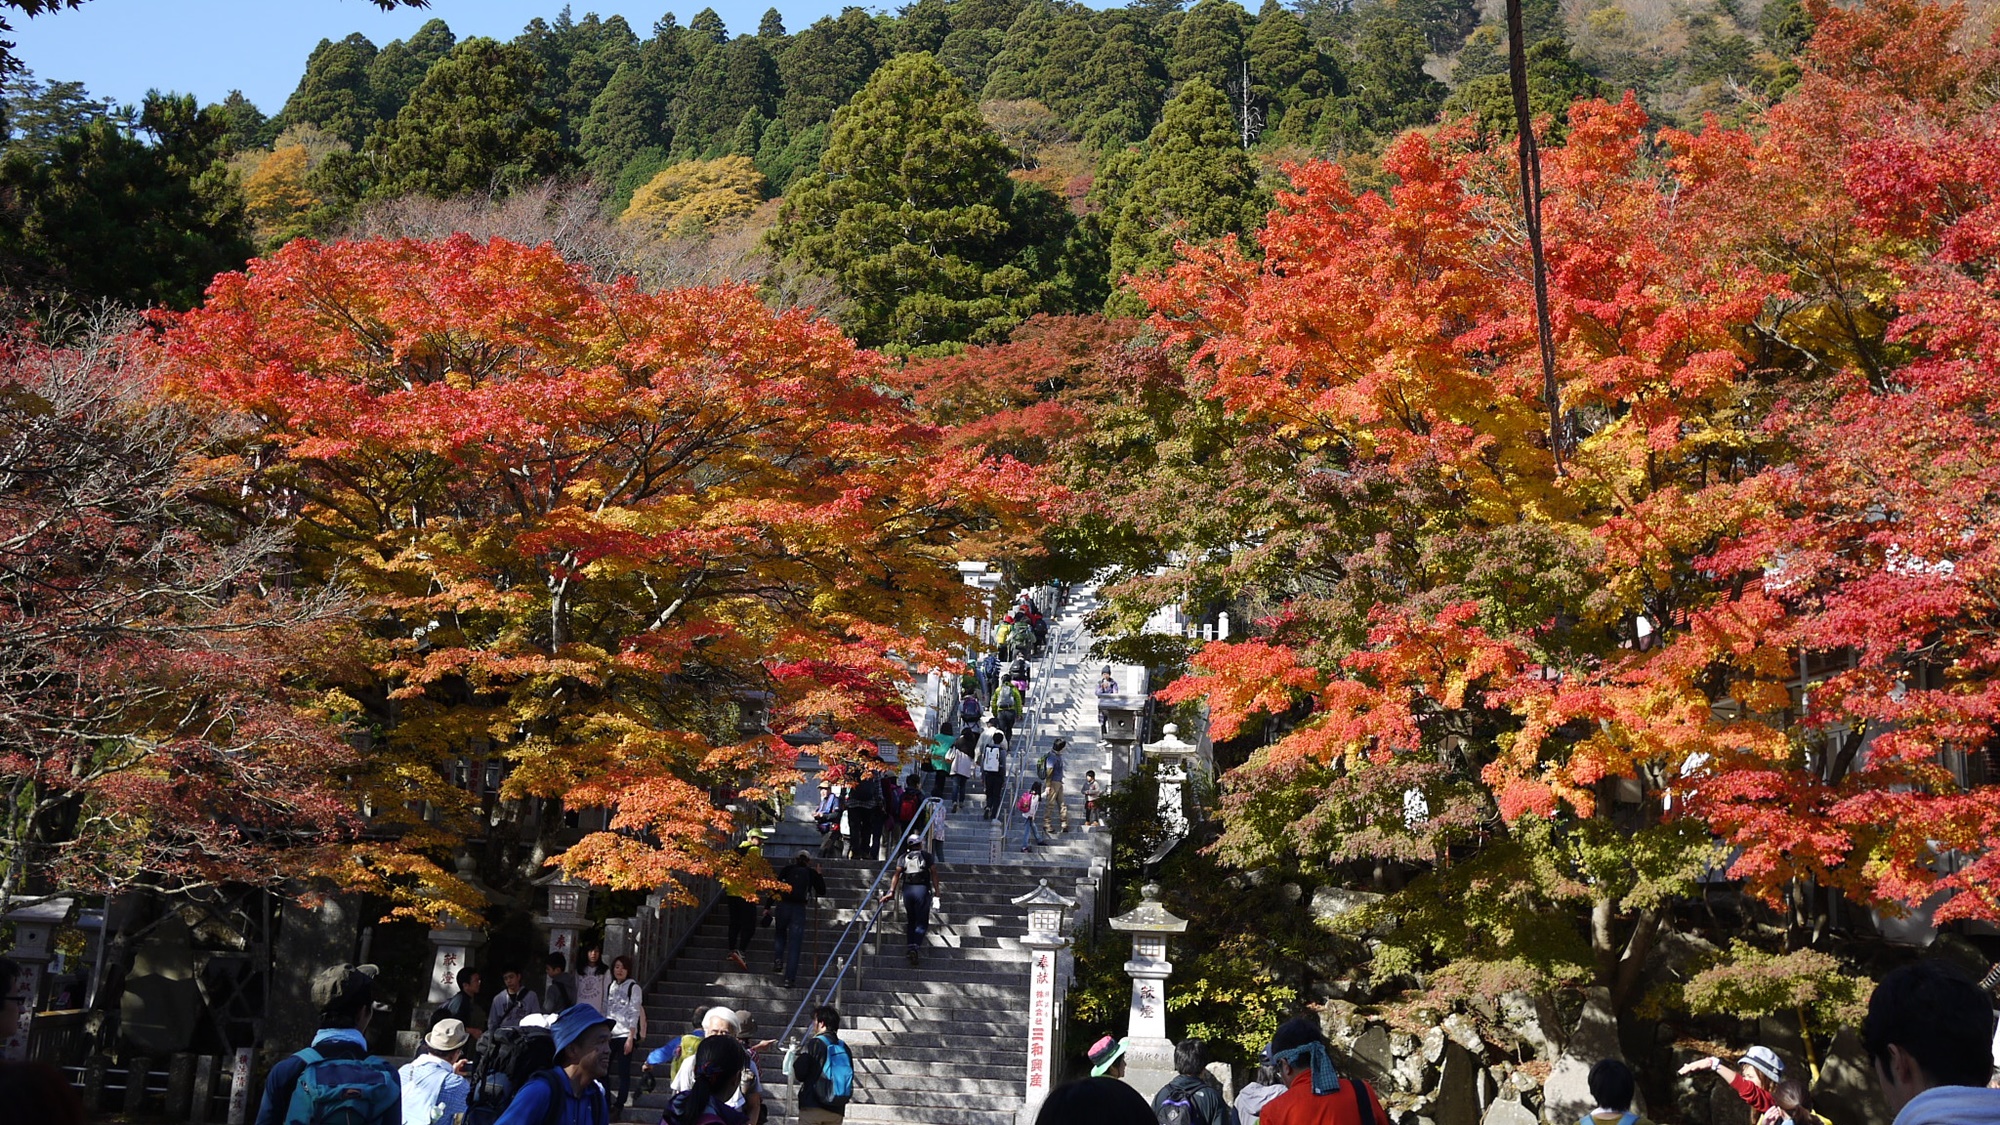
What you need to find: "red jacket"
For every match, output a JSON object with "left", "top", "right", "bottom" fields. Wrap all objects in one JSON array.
[{"left": 1259, "top": 1070, "right": 1387, "bottom": 1125}]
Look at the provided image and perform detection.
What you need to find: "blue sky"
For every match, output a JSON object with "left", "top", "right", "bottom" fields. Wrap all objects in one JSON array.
[{"left": 11, "top": 0, "right": 851, "bottom": 113}]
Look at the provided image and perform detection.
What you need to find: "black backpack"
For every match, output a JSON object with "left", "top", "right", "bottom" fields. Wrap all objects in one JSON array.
[{"left": 464, "top": 1024, "right": 559, "bottom": 1125}]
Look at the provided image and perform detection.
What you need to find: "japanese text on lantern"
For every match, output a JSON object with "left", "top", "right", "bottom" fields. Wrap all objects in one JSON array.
[{"left": 1027, "top": 949, "right": 1056, "bottom": 1092}]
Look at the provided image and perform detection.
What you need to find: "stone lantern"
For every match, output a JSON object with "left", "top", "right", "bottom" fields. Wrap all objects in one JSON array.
[
  {"left": 1107, "top": 883, "right": 1188, "bottom": 1100},
  {"left": 536, "top": 872, "right": 592, "bottom": 966},
  {"left": 2, "top": 895, "right": 75, "bottom": 1061},
  {"left": 1143, "top": 723, "right": 1198, "bottom": 839},
  {"left": 1012, "top": 879, "right": 1075, "bottom": 1125},
  {"left": 1097, "top": 667, "right": 1151, "bottom": 783}
]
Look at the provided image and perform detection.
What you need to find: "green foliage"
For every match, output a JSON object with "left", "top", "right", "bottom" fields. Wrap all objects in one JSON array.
[
  {"left": 367, "top": 18, "right": 457, "bottom": 121},
  {"left": 368, "top": 37, "right": 571, "bottom": 199},
  {"left": 778, "top": 9, "right": 888, "bottom": 132},
  {"left": 207, "top": 90, "right": 269, "bottom": 154},
  {"left": 1677, "top": 941, "right": 1870, "bottom": 1036},
  {"left": 579, "top": 57, "right": 676, "bottom": 183},
  {"left": 675, "top": 36, "right": 780, "bottom": 156},
  {"left": 752, "top": 119, "right": 829, "bottom": 191},
  {"left": 1107, "top": 79, "right": 1263, "bottom": 299},
  {"left": 1761, "top": 0, "right": 1815, "bottom": 54},
  {"left": 1247, "top": 0, "right": 1330, "bottom": 134},
  {"left": 1332, "top": 15, "right": 1447, "bottom": 139},
  {"left": 1168, "top": 0, "right": 1249, "bottom": 94},
  {"left": 278, "top": 32, "right": 380, "bottom": 147},
  {"left": 1444, "top": 36, "right": 1604, "bottom": 138},
  {"left": 1072, "top": 23, "right": 1167, "bottom": 149},
  {"left": 771, "top": 53, "right": 1074, "bottom": 351},
  {"left": 518, "top": 10, "right": 641, "bottom": 146},
  {"left": 0, "top": 92, "right": 252, "bottom": 308},
  {"left": 2, "top": 68, "right": 127, "bottom": 162}
]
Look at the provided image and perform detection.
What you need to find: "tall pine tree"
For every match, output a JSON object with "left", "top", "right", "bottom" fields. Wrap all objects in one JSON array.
[
  {"left": 772, "top": 53, "right": 1073, "bottom": 351},
  {"left": 1107, "top": 77, "right": 1261, "bottom": 297},
  {"left": 278, "top": 33, "right": 380, "bottom": 147},
  {"left": 368, "top": 37, "right": 570, "bottom": 198},
  {"left": 368, "top": 19, "right": 456, "bottom": 122}
]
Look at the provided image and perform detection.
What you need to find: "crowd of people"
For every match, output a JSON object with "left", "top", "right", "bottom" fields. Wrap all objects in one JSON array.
[{"left": 1031, "top": 961, "right": 2000, "bottom": 1125}]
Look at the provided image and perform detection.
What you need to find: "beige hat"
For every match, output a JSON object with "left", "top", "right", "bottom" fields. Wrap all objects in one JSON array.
[
  {"left": 702, "top": 1006, "right": 742, "bottom": 1034},
  {"left": 426, "top": 1018, "right": 470, "bottom": 1052}
]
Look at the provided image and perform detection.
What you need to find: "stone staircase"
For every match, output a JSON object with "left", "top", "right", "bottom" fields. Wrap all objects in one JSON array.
[
  {"left": 617, "top": 856, "right": 1083, "bottom": 1125},
  {"left": 618, "top": 582, "right": 1123, "bottom": 1125}
]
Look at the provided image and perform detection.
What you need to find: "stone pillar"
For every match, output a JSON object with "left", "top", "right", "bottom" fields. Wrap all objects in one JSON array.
[
  {"left": 1, "top": 895, "right": 75, "bottom": 1061},
  {"left": 225, "top": 1045, "right": 252, "bottom": 1125},
  {"left": 192, "top": 1054, "right": 217, "bottom": 1124},
  {"left": 1108, "top": 884, "right": 1188, "bottom": 1102},
  {"left": 1013, "top": 880, "right": 1076, "bottom": 1125},
  {"left": 423, "top": 913, "right": 488, "bottom": 1013}
]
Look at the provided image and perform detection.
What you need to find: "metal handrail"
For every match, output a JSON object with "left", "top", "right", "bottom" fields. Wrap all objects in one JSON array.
[
  {"left": 995, "top": 599, "right": 1072, "bottom": 856},
  {"left": 770, "top": 796, "right": 948, "bottom": 1075}
]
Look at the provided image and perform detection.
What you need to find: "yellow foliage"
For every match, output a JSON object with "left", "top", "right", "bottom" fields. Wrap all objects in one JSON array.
[
  {"left": 621, "top": 155, "right": 766, "bottom": 236},
  {"left": 243, "top": 146, "right": 317, "bottom": 232}
]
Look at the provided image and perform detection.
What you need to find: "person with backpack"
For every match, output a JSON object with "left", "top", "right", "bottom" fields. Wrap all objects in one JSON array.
[
  {"left": 995, "top": 618, "right": 1015, "bottom": 660},
  {"left": 1029, "top": 612, "right": 1049, "bottom": 656},
  {"left": 252, "top": 963, "right": 399, "bottom": 1125},
  {"left": 790, "top": 1005, "right": 855, "bottom": 1125},
  {"left": 664, "top": 1033, "right": 750, "bottom": 1125},
  {"left": 1581, "top": 1059, "right": 1653, "bottom": 1125},
  {"left": 1040, "top": 739, "right": 1070, "bottom": 835},
  {"left": 1008, "top": 656, "right": 1033, "bottom": 691},
  {"left": 959, "top": 691, "right": 983, "bottom": 730},
  {"left": 845, "top": 766, "right": 884, "bottom": 861},
  {"left": 774, "top": 852, "right": 827, "bottom": 988},
  {"left": 1152, "top": 1039, "right": 1231, "bottom": 1125},
  {"left": 491, "top": 1004, "right": 613, "bottom": 1125},
  {"left": 878, "top": 837, "right": 942, "bottom": 966},
  {"left": 978, "top": 651, "right": 1000, "bottom": 701},
  {"left": 489, "top": 967, "right": 541, "bottom": 1032},
  {"left": 431, "top": 966, "right": 485, "bottom": 1042},
  {"left": 949, "top": 739, "right": 975, "bottom": 813},
  {"left": 400, "top": 1018, "right": 472, "bottom": 1125},
  {"left": 669, "top": 1008, "right": 769, "bottom": 1124},
  {"left": 1018, "top": 782, "right": 1047, "bottom": 852},
  {"left": 981, "top": 729, "right": 1008, "bottom": 820},
  {"left": 1258, "top": 1017, "right": 1388, "bottom": 1125},
  {"left": 542, "top": 953, "right": 576, "bottom": 1015},
  {"left": 1082, "top": 770, "right": 1103, "bottom": 828},
  {"left": 602, "top": 956, "right": 646, "bottom": 1112},
  {"left": 992, "top": 680, "right": 1023, "bottom": 738}
]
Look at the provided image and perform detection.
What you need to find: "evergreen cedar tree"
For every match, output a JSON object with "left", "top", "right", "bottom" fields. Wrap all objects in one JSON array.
[
  {"left": 912, "top": 0, "right": 2000, "bottom": 1010},
  {"left": 157, "top": 234, "right": 1038, "bottom": 917},
  {"left": 771, "top": 53, "right": 1073, "bottom": 353}
]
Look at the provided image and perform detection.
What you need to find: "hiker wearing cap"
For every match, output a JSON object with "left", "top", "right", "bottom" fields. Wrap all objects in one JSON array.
[
  {"left": 1259, "top": 1016, "right": 1388, "bottom": 1125},
  {"left": 493, "top": 1003, "right": 614, "bottom": 1125},
  {"left": 1862, "top": 960, "right": 2000, "bottom": 1125},
  {"left": 490, "top": 966, "right": 542, "bottom": 1031},
  {"left": 253, "top": 964, "right": 399, "bottom": 1125},
  {"left": 400, "top": 1018, "right": 472, "bottom": 1125},
  {"left": 1679, "top": 1045, "right": 1785, "bottom": 1117},
  {"left": 880, "top": 834, "right": 943, "bottom": 965},
  {"left": 1086, "top": 1036, "right": 1127, "bottom": 1079},
  {"left": 671, "top": 1007, "right": 767, "bottom": 1123}
]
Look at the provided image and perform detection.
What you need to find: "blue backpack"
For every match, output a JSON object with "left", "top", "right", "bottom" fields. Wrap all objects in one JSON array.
[
  {"left": 813, "top": 1034, "right": 854, "bottom": 1111},
  {"left": 282, "top": 1047, "right": 399, "bottom": 1125}
]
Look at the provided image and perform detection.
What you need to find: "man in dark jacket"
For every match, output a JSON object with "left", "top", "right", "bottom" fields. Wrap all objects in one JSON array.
[
  {"left": 431, "top": 965, "right": 485, "bottom": 1041},
  {"left": 253, "top": 964, "right": 399, "bottom": 1125},
  {"left": 774, "top": 852, "right": 827, "bottom": 988},
  {"left": 1153, "top": 1038, "right": 1233, "bottom": 1125},
  {"left": 791, "top": 1005, "right": 854, "bottom": 1125}
]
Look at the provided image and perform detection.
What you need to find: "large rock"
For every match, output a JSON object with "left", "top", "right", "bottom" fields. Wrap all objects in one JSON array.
[
  {"left": 1484, "top": 1096, "right": 1538, "bottom": 1125},
  {"left": 1498, "top": 991, "right": 1564, "bottom": 1059},
  {"left": 1442, "top": 1012, "right": 1486, "bottom": 1054},
  {"left": 1343, "top": 1025, "right": 1398, "bottom": 1090},
  {"left": 1813, "top": 1029, "right": 1891, "bottom": 1125},
  {"left": 1541, "top": 987, "right": 1635, "bottom": 1125},
  {"left": 1433, "top": 1043, "right": 1488, "bottom": 1125},
  {"left": 1312, "top": 886, "right": 1385, "bottom": 930}
]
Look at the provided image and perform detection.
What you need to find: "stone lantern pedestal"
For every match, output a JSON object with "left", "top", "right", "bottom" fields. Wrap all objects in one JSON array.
[
  {"left": 1012, "top": 880, "right": 1076, "bottom": 1125},
  {"left": 1107, "top": 883, "right": 1187, "bottom": 1101},
  {"left": 2, "top": 895, "right": 75, "bottom": 1061}
]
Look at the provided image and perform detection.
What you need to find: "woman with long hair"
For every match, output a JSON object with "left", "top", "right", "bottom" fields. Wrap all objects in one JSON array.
[
  {"left": 665, "top": 1033, "right": 750, "bottom": 1125},
  {"left": 604, "top": 954, "right": 647, "bottom": 1111},
  {"left": 575, "top": 945, "right": 609, "bottom": 1012}
]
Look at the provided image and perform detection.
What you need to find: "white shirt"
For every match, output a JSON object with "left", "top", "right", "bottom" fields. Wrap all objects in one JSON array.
[
  {"left": 575, "top": 966, "right": 609, "bottom": 1012},
  {"left": 605, "top": 977, "right": 644, "bottom": 1040}
]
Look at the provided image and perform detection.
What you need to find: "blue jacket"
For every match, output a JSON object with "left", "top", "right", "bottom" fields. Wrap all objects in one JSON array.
[{"left": 492, "top": 1068, "right": 610, "bottom": 1125}]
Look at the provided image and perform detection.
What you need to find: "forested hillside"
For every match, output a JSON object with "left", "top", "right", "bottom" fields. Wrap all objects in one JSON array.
[{"left": 0, "top": 0, "right": 1831, "bottom": 349}]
